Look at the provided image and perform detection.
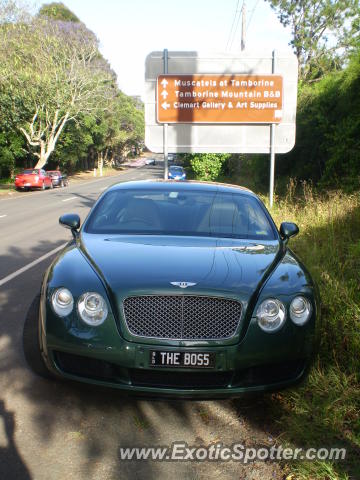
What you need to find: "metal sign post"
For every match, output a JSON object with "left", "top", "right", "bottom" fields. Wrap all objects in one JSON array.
[
  {"left": 269, "top": 50, "right": 276, "bottom": 208},
  {"left": 163, "top": 49, "right": 168, "bottom": 180}
]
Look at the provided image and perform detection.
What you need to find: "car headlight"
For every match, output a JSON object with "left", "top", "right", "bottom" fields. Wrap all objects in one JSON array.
[
  {"left": 52, "top": 288, "right": 74, "bottom": 316},
  {"left": 256, "top": 298, "right": 286, "bottom": 332},
  {"left": 77, "top": 292, "right": 108, "bottom": 326},
  {"left": 290, "top": 296, "right": 312, "bottom": 325}
]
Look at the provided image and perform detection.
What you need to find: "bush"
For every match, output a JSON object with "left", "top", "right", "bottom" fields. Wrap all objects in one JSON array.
[
  {"left": 187, "top": 153, "right": 230, "bottom": 181},
  {"left": 270, "top": 49, "right": 360, "bottom": 189}
]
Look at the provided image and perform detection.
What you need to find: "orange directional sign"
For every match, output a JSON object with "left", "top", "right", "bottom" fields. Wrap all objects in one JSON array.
[{"left": 157, "top": 74, "right": 283, "bottom": 124}]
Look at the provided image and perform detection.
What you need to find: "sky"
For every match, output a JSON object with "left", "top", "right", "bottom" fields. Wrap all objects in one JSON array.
[{"left": 36, "top": 0, "right": 292, "bottom": 98}]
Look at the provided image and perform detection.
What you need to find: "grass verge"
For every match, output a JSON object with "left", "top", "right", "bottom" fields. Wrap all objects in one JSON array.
[{"left": 231, "top": 177, "right": 360, "bottom": 479}]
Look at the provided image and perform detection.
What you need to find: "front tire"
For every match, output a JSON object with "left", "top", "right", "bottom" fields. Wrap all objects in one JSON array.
[{"left": 23, "top": 295, "right": 52, "bottom": 379}]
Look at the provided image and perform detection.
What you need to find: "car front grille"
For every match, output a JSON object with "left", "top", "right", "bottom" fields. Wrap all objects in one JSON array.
[{"left": 123, "top": 295, "right": 242, "bottom": 340}]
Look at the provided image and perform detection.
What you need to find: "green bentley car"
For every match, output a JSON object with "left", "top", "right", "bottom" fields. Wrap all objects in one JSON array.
[{"left": 23, "top": 180, "right": 319, "bottom": 397}]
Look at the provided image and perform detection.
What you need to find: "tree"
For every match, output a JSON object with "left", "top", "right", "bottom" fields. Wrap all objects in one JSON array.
[
  {"left": 91, "top": 93, "right": 145, "bottom": 172},
  {"left": 38, "top": 2, "right": 80, "bottom": 22},
  {"left": 0, "top": 1, "right": 144, "bottom": 175},
  {"left": 0, "top": 0, "right": 31, "bottom": 24},
  {"left": 266, "top": 0, "right": 360, "bottom": 80},
  {"left": 0, "top": 17, "right": 115, "bottom": 168}
]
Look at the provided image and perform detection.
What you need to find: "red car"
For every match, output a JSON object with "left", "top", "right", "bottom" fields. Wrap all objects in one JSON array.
[{"left": 15, "top": 169, "right": 53, "bottom": 191}]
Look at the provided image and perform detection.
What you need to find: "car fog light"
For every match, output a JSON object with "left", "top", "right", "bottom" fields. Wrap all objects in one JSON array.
[
  {"left": 290, "top": 296, "right": 312, "bottom": 325},
  {"left": 52, "top": 288, "right": 74, "bottom": 316},
  {"left": 77, "top": 292, "right": 108, "bottom": 326},
  {"left": 256, "top": 298, "right": 286, "bottom": 332}
]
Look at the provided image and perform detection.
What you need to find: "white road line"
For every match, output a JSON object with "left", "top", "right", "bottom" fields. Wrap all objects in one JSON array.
[
  {"left": 0, "top": 243, "right": 67, "bottom": 287},
  {"left": 99, "top": 186, "right": 108, "bottom": 191},
  {"left": 0, "top": 215, "right": 7, "bottom": 218},
  {"left": 62, "top": 197, "right": 76, "bottom": 202}
]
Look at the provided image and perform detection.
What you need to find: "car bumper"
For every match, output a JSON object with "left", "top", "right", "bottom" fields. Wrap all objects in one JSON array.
[
  {"left": 41, "top": 300, "right": 315, "bottom": 397},
  {"left": 15, "top": 182, "right": 35, "bottom": 188},
  {"left": 46, "top": 349, "right": 309, "bottom": 398}
]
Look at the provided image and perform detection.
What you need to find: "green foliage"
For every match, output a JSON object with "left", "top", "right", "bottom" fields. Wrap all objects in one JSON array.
[
  {"left": 266, "top": 0, "right": 359, "bottom": 80},
  {"left": 48, "top": 94, "right": 145, "bottom": 173},
  {"left": 0, "top": 129, "right": 25, "bottom": 177},
  {"left": 266, "top": 186, "right": 360, "bottom": 479},
  {"left": 38, "top": 2, "right": 80, "bottom": 22},
  {"left": 187, "top": 153, "right": 230, "bottom": 181},
  {"left": 50, "top": 115, "right": 95, "bottom": 172},
  {"left": 282, "top": 50, "right": 360, "bottom": 188},
  {"left": 0, "top": 1, "right": 144, "bottom": 175},
  {"left": 235, "top": 49, "right": 360, "bottom": 191}
]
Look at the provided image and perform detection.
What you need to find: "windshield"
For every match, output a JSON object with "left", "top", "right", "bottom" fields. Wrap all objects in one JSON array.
[
  {"left": 22, "top": 169, "right": 39, "bottom": 175},
  {"left": 170, "top": 167, "right": 183, "bottom": 173},
  {"left": 85, "top": 188, "right": 276, "bottom": 240}
]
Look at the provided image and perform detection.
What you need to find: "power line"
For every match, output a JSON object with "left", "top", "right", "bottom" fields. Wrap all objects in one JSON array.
[
  {"left": 246, "top": 0, "right": 260, "bottom": 33},
  {"left": 241, "top": 1, "right": 246, "bottom": 50},
  {"left": 226, "top": 0, "right": 241, "bottom": 51},
  {"left": 229, "top": 0, "right": 245, "bottom": 50}
]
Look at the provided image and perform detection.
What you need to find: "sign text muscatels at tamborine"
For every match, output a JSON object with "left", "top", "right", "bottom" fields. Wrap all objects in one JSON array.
[{"left": 157, "top": 74, "right": 283, "bottom": 124}]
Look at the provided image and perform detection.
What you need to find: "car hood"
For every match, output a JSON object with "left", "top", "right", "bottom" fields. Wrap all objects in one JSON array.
[{"left": 80, "top": 233, "right": 281, "bottom": 303}]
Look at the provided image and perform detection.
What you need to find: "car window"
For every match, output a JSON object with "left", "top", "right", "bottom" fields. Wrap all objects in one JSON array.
[
  {"left": 85, "top": 188, "right": 275, "bottom": 240},
  {"left": 22, "top": 169, "right": 39, "bottom": 174}
]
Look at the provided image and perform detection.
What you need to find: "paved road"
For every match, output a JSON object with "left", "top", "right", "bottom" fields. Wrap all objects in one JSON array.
[
  {"left": 0, "top": 163, "right": 160, "bottom": 281},
  {"left": 0, "top": 160, "right": 282, "bottom": 480}
]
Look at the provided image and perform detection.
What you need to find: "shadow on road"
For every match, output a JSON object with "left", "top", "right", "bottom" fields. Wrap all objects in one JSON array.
[
  {"left": 0, "top": 400, "right": 31, "bottom": 480},
  {"left": 0, "top": 237, "right": 282, "bottom": 479},
  {"left": 7, "top": 186, "right": 360, "bottom": 478}
]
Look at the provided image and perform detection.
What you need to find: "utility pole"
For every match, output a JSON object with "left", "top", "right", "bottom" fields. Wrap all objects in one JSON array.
[
  {"left": 269, "top": 50, "right": 276, "bottom": 209},
  {"left": 241, "top": 1, "right": 246, "bottom": 51}
]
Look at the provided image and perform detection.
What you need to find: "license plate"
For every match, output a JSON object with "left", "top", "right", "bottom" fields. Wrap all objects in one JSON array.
[{"left": 150, "top": 351, "right": 215, "bottom": 368}]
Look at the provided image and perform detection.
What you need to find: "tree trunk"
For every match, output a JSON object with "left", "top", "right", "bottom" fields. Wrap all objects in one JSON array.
[
  {"left": 97, "top": 152, "right": 104, "bottom": 176},
  {"left": 34, "top": 141, "right": 48, "bottom": 169},
  {"left": 22, "top": 111, "right": 70, "bottom": 170}
]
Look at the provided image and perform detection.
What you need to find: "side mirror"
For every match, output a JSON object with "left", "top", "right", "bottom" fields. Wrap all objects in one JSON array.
[
  {"left": 280, "top": 222, "right": 299, "bottom": 241},
  {"left": 59, "top": 214, "right": 80, "bottom": 238}
]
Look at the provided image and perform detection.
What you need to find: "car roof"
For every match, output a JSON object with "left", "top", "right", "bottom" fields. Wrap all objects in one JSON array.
[{"left": 107, "top": 180, "right": 256, "bottom": 197}]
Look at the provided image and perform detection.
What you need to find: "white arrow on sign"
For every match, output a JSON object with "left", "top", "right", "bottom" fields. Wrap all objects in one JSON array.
[
  {"left": 161, "top": 102, "right": 170, "bottom": 110},
  {"left": 161, "top": 90, "right": 168, "bottom": 98},
  {"left": 161, "top": 79, "right": 168, "bottom": 88}
]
